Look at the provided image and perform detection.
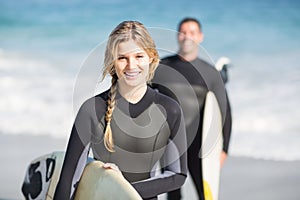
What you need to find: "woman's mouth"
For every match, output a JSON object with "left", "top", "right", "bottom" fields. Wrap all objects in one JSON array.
[{"left": 124, "top": 71, "right": 140, "bottom": 78}]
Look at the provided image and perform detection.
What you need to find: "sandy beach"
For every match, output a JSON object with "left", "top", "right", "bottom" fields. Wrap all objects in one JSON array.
[
  {"left": 0, "top": 133, "right": 300, "bottom": 200},
  {"left": 219, "top": 156, "right": 300, "bottom": 200}
]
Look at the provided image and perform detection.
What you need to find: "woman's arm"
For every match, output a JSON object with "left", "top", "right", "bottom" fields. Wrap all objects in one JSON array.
[{"left": 54, "top": 100, "right": 94, "bottom": 200}]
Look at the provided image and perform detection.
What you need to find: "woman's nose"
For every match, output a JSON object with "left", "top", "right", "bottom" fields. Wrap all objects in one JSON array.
[{"left": 127, "top": 57, "right": 136, "bottom": 69}]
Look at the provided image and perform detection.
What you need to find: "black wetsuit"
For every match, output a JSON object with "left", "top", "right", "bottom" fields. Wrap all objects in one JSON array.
[
  {"left": 151, "top": 55, "right": 232, "bottom": 200},
  {"left": 54, "top": 87, "right": 187, "bottom": 200}
]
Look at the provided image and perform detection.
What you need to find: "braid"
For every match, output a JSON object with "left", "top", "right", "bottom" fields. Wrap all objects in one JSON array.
[{"left": 104, "top": 77, "right": 118, "bottom": 152}]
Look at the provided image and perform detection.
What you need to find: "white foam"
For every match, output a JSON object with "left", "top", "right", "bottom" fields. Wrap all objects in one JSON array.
[
  {"left": 0, "top": 52, "right": 74, "bottom": 139},
  {"left": 226, "top": 53, "right": 300, "bottom": 161},
  {"left": 229, "top": 131, "right": 300, "bottom": 161}
]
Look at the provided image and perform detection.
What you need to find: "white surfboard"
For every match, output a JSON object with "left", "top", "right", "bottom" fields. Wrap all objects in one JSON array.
[
  {"left": 74, "top": 161, "right": 142, "bottom": 200},
  {"left": 22, "top": 153, "right": 142, "bottom": 200},
  {"left": 21, "top": 151, "right": 65, "bottom": 200},
  {"left": 201, "top": 91, "right": 223, "bottom": 200}
]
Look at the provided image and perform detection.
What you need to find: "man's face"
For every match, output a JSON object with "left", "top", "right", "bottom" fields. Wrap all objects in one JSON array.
[{"left": 178, "top": 21, "right": 203, "bottom": 54}]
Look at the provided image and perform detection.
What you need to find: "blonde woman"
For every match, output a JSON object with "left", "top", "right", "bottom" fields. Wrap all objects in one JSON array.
[{"left": 54, "top": 21, "right": 187, "bottom": 200}]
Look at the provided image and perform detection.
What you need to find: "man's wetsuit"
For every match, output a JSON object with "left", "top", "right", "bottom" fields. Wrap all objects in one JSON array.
[
  {"left": 54, "top": 86, "right": 187, "bottom": 200},
  {"left": 152, "top": 55, "right": 232, "bottom": 200}
]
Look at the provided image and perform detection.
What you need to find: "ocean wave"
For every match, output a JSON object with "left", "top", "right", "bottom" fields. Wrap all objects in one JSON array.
[
  {"left": 230, "top": 131, "right": 300, "bottom": 161},
  {"left": 1, "top": 50, "right": 300, "bottom": 162},
  {"left": 225, "top": 51, "right": 300, "bottom": 160},
  {"left": 0, "top": 51, "right": 74, "bottom": 139}
]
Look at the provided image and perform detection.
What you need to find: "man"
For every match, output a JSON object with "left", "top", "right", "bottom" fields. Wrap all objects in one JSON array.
[{"left": 152, "top": 17, "right": 232, "bottom": 200}]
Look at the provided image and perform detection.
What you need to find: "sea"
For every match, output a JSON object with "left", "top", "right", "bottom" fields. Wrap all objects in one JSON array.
[{"left": 1, "top": 0, "right": 300, "bottom": 162}]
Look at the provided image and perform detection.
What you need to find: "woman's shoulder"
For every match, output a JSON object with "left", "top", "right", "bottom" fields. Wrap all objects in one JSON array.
[
  {"left": 151, "top": 87, "right": 183, "bottom": 130},
  {"left": 77, "top": 89, "right": 109, "bottom": 114},
  {"left": 151, "top": 87, "right": 182, "bottom": 115}
]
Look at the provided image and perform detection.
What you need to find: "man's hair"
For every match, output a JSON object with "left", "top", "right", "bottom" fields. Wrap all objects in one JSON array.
[{"left": 177, "top": 17, "right": 202, "bottom": 32}]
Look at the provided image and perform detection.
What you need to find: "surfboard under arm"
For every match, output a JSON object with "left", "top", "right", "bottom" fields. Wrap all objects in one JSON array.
[{"left": 22, "top": 152, "right": 142, "bottom": 200}]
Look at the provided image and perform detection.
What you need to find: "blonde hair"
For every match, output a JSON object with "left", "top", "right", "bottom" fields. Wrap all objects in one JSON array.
[{"left": 102, "top": 21, "right": 160, "bottom": 152}]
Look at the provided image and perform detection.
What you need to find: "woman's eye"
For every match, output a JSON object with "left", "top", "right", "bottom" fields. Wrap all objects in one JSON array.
[
  {"left": 137, "top": 55, "right": 144, "bottom": 59},
  {"left": 118, "top": 56, "right": 126, "bottom": 60}
]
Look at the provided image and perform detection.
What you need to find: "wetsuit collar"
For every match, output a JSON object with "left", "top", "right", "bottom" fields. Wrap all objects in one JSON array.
[{"left": 116, "top": 86, "right": 155, "bottom": 118}]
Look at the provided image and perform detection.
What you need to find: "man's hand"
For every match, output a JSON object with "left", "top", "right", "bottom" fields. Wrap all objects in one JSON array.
[
  {"left": 220, "top": 151, "right": 227, "bottom": 168},
  {"left": 103, "top": 163, "right": 123, "bottom": 177}
]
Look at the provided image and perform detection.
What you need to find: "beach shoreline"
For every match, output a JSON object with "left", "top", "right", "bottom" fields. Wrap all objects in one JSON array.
[{"left": 1, "top": 133, "right": 300, "bottom": 200}]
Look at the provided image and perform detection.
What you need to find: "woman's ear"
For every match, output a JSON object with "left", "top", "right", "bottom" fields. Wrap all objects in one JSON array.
[{"left": 149, "top": 57, "right": 153, "bottom": 63}]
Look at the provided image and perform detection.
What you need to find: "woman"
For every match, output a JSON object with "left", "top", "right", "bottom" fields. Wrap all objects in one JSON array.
[{"left": 54, "top": 21, "right": 187, "bottom": 200}]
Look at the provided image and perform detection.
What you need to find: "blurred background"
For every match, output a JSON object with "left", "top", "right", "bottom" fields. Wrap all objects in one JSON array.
[{"left": 0, "top": 0, "right": 299, "bottom": 199}]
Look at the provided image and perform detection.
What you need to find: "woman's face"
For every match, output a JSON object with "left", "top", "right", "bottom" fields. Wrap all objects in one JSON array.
[{"left": 115, "top": 39, "right": 152, "bottom": 89}]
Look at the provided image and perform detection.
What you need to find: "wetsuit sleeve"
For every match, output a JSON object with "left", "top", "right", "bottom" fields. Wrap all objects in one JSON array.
[
  {"left": 54, "top": 100, "right": 94, "bottom": 200},
  {"left": 222, "top": 94, "right": 232, "bottom": 153},
  {"left": 211, "top": 79, "right": 232, "bottom": 154},
  {"left": 131, "top": 106, "right": 187, "bottom": 199}
]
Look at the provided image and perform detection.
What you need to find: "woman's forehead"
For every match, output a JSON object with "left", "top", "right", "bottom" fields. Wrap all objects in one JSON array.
[{"left": 117, "top": 39, "right": 145, "bottom": 55}]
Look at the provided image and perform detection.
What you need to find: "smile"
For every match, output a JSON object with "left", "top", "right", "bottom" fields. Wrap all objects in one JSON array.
[{"left": 124, "top": 71, "right": 141, "bottom": 78}]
